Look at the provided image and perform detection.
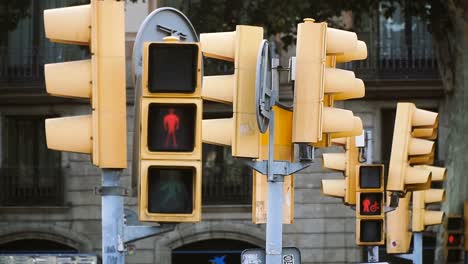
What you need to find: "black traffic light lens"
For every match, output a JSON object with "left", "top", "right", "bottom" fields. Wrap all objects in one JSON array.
[
  {"left": 447, "top": 249, "right": 462, "bottom": 262},
  {"left": 147, "top": 166, "right": 194, "bottom": 214},
  {"left": 360, "top": 220, "right": 383, "bottom": 242},
  {"left": 148, "top": 43, "right": 198, "bottom": 93},
  {"left": 359, "top": 166, "right": 382, "bottom": 189},
  {"left": 360, "top": 193, "right": 383, "bottom": 215},
  {"left": 447, "top": 217, "right": 463, "bottom": 231},
  {"left": 147, "top": 103, "right": 196, "bottom": 152}
]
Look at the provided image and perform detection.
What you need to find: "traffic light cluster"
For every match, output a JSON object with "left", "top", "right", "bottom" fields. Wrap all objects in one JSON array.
[
  {"left": 445, "top": 215, "right": 464, "bottom": 263},
  {"left": 292, "top": 18, "right": 367, "bottom": 147},
  {"left": 200, "top": 26, "right": 263, "bottom": 159},
  {"left": 385, "top": 103, "right": 447, "bottom": 257},
  {"left": 137, "top": 38, "right": 203, "bottom": 222},
  {"left": 43, "top": 0, "right": 127, "bottom": 168}
]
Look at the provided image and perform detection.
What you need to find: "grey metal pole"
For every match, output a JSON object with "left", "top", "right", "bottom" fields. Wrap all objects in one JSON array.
[
  {"left": 101, "top": 169, "right": 125, "bottom": 264},
  {"left": 413, "top": 232, "right": 423, "bottom": 264},
  {"left": 265, "top": 112, "right": 284, "bottom": 264}
]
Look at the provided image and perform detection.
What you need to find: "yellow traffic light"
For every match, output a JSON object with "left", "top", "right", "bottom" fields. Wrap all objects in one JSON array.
[
  {"left": 387, "top": 103, "right": 440, "bottom": 193},
  {"left": 252, "top": 106, "right": 294, "bottom": 224},
  {"left": 445, "top": 215, "right": 464, "bottom": 262},
  {"left": 43, "top": 0, "right": 126, "bottom": 168},
  {"left": 321, "top": 136, "right": 359, "bottom": 205},
  {"left": 137, "top": 39, "right": 203, "bottom": 222},
  {"left": 386, "top": 192, "right": 412, "bottom": 254},
  {"left": 412, "top": 189, "right": 445, "bottom": 232},
  {"left": 200, "top": 25, "right": 263, "bottom": 158},
  {"left": 292, "top": 19, "right": 367, "bottom": 145},
  {"left": 355, "top": 164, "right": 385, "bottom": 246}
]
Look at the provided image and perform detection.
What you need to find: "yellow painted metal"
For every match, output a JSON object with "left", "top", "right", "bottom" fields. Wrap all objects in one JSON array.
[
  {"left": 140, "top": 98, "right": 202, "bottom": 161},
  {"left": 138, "top": 160, "right": 202, "bottom": 223},
  {"left": 335, "top": 40, "right": 368, "bottom": 62},
  {"left": 321, "top": 179, "right": 346, "bottom": 198},
  {"left": 202, "top": 118, "right": 233, "bottom": 146},
  {"left": 142, "top": 42, "right": 202, "bottom": 98},
  {"left": 44, "top": 60, "right": 91, "bottom": 98},
  {"left": 322, "top": 107, "right": 355, "bottom": 133},
  {"left": 292, "top": 19, "right": 366, "bottom": 145},
  {"left": 330, "top": 116, "right": 363, "bottom": 138},
  {"left": 137, "top": 40, "right": 204, "bottom": 223},
  {"left": 356, "top": 164, "right": 385, "bottom": 246},
  {"left": 292, "top": 20, "right": 326, "bottom": 143},
  {"left": 386, "top": 192, "right": 412, "bottom": 253},
  {"left": 252, "top": 106, "right": 294, "bottom": 224},
  {"left": 201, "top": 75, "right": 234, "bottom": 103},
  {"left": 412, "top": 189, "right": 445, "bottom": 232},
  {"left": 387, "top": 103, "right": 441, "bottom": 192},
  {"left": 414, "top": 165, "right": 446, "bottom": 181},
  {"left": 44, "top": 4, "right": 91, "bottom": 45},
  {"left": 322, "top": 136, "right": 359, "bottom": 205},
  {"left": 200, "top": 26, "right": 262, "bottom": 158},
  {"left": 45, "top": 115, "right": 92, "bottom": 154},
  {"left": 44, "top": 0, "right": 127, "bottom": 168}
]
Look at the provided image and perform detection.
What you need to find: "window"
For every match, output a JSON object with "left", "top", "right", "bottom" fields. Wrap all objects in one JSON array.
[
  {"left": 202, "top": 102, "right": 252, "bottom": 206},
  {"left": 1, "top": 116, "right": 62, "bottom": 206},
  {"left": 1, "top": 0, "right": 89, "bottom": 82}
]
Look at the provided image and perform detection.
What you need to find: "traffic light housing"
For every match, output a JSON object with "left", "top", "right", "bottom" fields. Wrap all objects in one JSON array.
[
  {"left": 355, "top": 164, "right": 385, "bottom": 245},
  {"left": 200, "top": 25, "right": 263, "bottom": 158},
  {"left": 43, "top": 0, "right": 127, "bottom": 168},
  {"left": 412, "top": 188, "right": 446, "bottom": 232},
  {"left": 386, "top": 192, "right": 412, "bottom": 254},
  {"left": 321, "top": 136, "right": 359, "bottom": 205},
  {"left": 137, "top": 39, "right": 202, "bottom": 222},
  {"left": 445, "top": 215, "right": 464, "bottom": 263},
  {"left": 252, "top": 106, "right": 294, "bottom": 224},
  {"left": 292, "top": 19, "right": 367, "bottom": 146},
  {"left": 387, "top": 103, "right": 440, "bottom": 193}
]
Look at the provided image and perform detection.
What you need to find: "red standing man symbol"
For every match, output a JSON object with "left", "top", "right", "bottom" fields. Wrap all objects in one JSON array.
[
  {"left": 163, "top": 108, "right": 180, "bottom": 148},
  {"left": 362, "top": 198, "right": 380, "bottom": 213},
  {"left": 363, "top": 198, "right": 371, "bottom": 213}
]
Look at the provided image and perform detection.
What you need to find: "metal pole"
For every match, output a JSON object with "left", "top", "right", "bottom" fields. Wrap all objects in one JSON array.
[
  {"left": 413, "top": 232, "right": 423, "bottom": 264},
  {"left": 102, "top": 169, "right": 125, "bottom": 264},
  {"left": 265, "top": 112, "right": 283, "bottom": 264}
]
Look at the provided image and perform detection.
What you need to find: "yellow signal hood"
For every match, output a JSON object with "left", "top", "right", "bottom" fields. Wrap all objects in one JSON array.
[{"left": 44, "top": 4, "right": 91, "bottom": 45}]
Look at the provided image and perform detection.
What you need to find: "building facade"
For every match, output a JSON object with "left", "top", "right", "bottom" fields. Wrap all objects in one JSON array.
[{"left": 0, "top": 0, "right": 444, "bottom": 263}]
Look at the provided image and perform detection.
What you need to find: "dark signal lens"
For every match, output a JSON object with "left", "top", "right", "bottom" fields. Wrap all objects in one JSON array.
[
  {"left": 147, "top": 166, "right": 194, "bottom": 214},
  {"left": 147, "top": 103, "right": 196, "bottom": 152}
]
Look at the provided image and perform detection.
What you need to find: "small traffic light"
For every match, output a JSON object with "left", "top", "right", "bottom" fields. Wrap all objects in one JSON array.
[
  {"left": 200, "top": 25, "right": 263, "bottom": 158},
  {"left": 387, "top": 103, "right": 441, "bottom": 193},
  {"left": 252, "top": 106, "right": 294, "bottom": 224},
  {"left": 321, "top": 136, "right": 359, "bottom": 205},
  {"left": 43, "top": 0, "right": 127, "bottom": 168},
  {"left": 386, "top": 192, "right": 412, "bottom": 254},
  {"left": 292, "top": 18, "right": 367, "bottom": 146},
  {"left": 356, "top": 164, "right": 385, "bottom": 245},
  {"left": 412, "top": 187, "right": 445, "bottom": 232},
  {"left": 137, "top": 39, "right": 202, "bottom": 222},
  {"left": 445, "top": 215, "right": 464, "bottom": 262}
]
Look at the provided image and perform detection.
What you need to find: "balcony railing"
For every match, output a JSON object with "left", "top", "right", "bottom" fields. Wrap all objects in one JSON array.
[
  {"left": 0, "top": 166, "right": 63, "bottom": 206},
  {"left": 202, "top": 145, "right": 252, "bottom": 205},
  {"left": 340, "top": 43, "right": 439, "bottom": 80},
  {"left": 0, "top": 46, "right": 89, "bottom": 83}
]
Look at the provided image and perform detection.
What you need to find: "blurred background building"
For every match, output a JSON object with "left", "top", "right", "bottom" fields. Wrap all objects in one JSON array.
[{"left": 0, "top": 0, "right": 445, "bottom": 263}]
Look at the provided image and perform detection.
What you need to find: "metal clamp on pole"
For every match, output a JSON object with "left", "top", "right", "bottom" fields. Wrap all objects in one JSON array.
[{"left": 95, "top": 186, "right": 128, "bottom": 196}]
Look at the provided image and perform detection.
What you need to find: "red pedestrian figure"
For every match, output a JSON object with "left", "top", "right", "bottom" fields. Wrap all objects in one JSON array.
[
  {"left": 363, "top": 198, "right": 371, "bottom": 213},
  {"left": 163, "top": 108, "right": 179, "bottom": 148}
]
